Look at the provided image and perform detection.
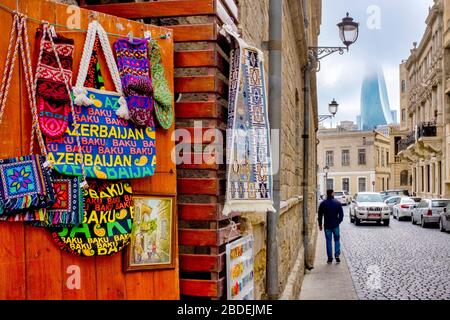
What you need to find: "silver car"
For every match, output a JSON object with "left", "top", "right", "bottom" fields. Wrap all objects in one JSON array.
[
  {"left": 392, "top": 197, "right": 416, "bottom": 221},
  {"left": 334, "top": 191, "right": 350, "bottom": 206},
  {"left": 384, "top": 196, "right": 402, "bottom": 215},
  {"left": 439, "top": 204, "right": 450, "bottom": 232},
  {"left": 412, "top": 199, "right": 450, "bottom": 228},
  {"left": 350, "top": 192, "right": 391, "bottom": 226}
]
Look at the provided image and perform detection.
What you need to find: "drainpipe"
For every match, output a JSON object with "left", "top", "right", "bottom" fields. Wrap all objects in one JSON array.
[
  {"left": 266, "top": 0, "right": 282, "bottom": 300},
  {"left": 302, "top": 0, "right": 314, "bottom": 270}
]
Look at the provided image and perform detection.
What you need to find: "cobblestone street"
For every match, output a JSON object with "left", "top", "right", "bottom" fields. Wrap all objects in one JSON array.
[{"left": 341, "top": 206, "right": 450, "bottom": 300}]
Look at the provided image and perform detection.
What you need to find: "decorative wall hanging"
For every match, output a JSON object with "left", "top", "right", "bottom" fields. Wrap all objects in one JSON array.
[
  {"left": 124, "top": 195, "right": 175, "bottom": 271},
  {"left": 35, "top": 28, "right": 74, "bottom": 138},
  {"left": 46, "top": 21, "right": 157, "bottom": 180},
  {"left": 221, "top": 25, "right": 274, "bottom": 215},
  {"left": 148, "top": 38, "right": 173, "bottom": 129},
  {"left": 49, "top": 180, "right": 133, "bottom": 256},
  {"left": 0, "top": 14, "right": 55, "bottom": 219},
  {"left": 114, "top": 37, "right": 155, "bottom": 128}
]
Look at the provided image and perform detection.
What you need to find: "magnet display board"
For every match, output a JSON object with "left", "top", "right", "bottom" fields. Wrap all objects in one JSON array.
[{"left": 226, "top": 234, "right": 254, "bottom": 300}]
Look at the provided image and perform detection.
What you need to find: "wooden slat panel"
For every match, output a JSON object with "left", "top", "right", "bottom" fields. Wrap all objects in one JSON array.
[
  {"left": 218, "top": 223, "right": 241, "bottom": 245},
  {"left": 175, "top": 127, "right": 222, "bottom": 144},
  {"left": 177, "top": 152, "right": 220, "bottom": 170},
  {"left": 95, "top": 254, "right": 127, "bottom": 300},
  {"left": 179, "top": 203, "right": 219, "bottom": 221},
  {"left": 61, "top": 254, "right": 97, "bottom": 300},
  {"left": 180, "top": 253, "right": 225, "bottom": 272},
  {"left": 84, "top": 0, "right": 216, "bottom": 19},
  {"left": 179, "top": 228, "right": 217, "bottom": 246},
  {"left": 171, "top": 24, "right": 217, "bottom": 42},
  {"left": 178, "top": 178, "right": 219, "bottom": 195},
  {"left": 175, "top": 50, "right": 216, "bottom": 67},
  {"left": 180, "top": 278, "right": 224, "bottom": 297},
  {"left": 175, "top": 101, "right": 219, "bottom": 119},
  {"left": 175, "top": 75, "right": 215, "bottom": 93}
]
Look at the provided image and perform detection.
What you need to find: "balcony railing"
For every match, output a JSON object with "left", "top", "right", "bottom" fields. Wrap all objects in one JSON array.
[
  {"left": 397, "top": 132, "right": 415, "bottom": 153},
  {"left": 417, "top": 120, "right": 437, "bottom": 138}
]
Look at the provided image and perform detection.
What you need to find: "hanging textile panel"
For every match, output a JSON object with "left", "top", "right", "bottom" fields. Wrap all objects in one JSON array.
[
  {"left": 223, "top": 28, "right": 274, "bottom": 215},
  {"left": 49, "top": 180, "right": 133, "bottom": 256},
  {"left": 46, "top": 89, "right": 156, "bottom": 179}
]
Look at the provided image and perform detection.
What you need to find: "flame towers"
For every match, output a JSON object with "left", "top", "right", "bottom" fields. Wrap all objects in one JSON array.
[{"left": 359, "top": 65, "right": 395, "bottom": 130}]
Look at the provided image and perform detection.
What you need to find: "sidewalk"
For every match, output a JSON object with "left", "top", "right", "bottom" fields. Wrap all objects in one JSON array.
[{"left": 299, "top": 229, "right": 358, "bottom": 300}]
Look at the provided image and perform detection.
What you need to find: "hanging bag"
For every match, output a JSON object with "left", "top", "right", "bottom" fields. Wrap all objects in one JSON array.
[
  {"left": 46, "top": 21, "right": 157, "bottom": 180},
  {"left": 49, "top": 180, "right": 133, "bottom": 257},
  {"left": 0, "top": 14, "right": 55, "bottom": 218}
]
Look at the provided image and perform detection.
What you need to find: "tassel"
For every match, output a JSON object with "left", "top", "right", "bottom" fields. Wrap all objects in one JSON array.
[
  {"left": 73, "top": 87, "right": 93, "bottom": 106},
  {"left": 115, "top": 96, "right": 130, "bottom": 120}
]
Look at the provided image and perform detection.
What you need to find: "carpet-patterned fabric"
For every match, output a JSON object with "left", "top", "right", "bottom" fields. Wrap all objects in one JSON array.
[{"left": 222, "top": 29, "right": 274, "bottom": 215}]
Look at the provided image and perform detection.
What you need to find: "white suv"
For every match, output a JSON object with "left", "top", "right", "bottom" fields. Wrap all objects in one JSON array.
[
  {"left": 350, "top": 192, "right": 391, "bottom": 226},
  {"left": 334, "top": 191, "right": 350, "bottom": 206}
]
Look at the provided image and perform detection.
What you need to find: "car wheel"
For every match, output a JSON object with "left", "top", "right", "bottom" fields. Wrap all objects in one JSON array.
[
  {"left": 440, "top": 219, "right": 446, "bottom": 232},
  {"left": 384, "top": 219, "right": 390, "bottom": 226},
  {"left": 355, "top": 217, "right": 361, "bottom": 226},
  {"left": 393, "top": 212, "right": 397, "bottom": 220},
  {"left": 421, "top": 217, "right": 426, "bottom": 228},
  {"left": 350, "top": 215, "right": 354, "bottom": 223}
]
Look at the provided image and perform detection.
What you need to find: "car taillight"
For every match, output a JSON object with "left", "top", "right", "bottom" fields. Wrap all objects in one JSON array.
[
  {"left": 427, "top": 209, "right": 432, "bottom": 216},
  {"left": 401, "top": 205, "right": 409, "bottom": 209}
]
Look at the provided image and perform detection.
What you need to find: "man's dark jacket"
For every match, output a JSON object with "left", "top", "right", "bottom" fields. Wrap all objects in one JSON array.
[{"left": 318, "top": 196, "right": 344, "bottom": 229}]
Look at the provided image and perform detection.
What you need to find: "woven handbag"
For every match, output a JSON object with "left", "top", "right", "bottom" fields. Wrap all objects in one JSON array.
[
  {"left": 0, "top": 14, "right": 55, "bottom": 218},
  {"left": 46, "top": 21, "right": 157, "bottom": 180}
]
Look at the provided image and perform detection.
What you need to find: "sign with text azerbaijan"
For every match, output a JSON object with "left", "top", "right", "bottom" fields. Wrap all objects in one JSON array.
[{"left": 46, "top": 88, "right": 156, "bottom": 179}]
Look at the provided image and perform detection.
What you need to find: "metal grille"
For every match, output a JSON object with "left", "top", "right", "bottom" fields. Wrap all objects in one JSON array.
[{"left": 367, "top": 207, "right": 382, "bottom": 211}]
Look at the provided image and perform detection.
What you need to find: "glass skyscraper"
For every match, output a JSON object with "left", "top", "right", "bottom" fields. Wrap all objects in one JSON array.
[{"left": 359, "top": 65, "right": 395, "bottom": 130}]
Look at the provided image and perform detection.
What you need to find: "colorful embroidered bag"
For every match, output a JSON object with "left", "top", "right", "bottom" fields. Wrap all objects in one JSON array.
[
  {"left": 49, "top": 180, "right": 133, "bottom": 257},
  {"left": 46, "top": 21, "right": 157, "bottom": 180},
  {"left": 0, "top": 14, "right": 55, "bottom": 218}
]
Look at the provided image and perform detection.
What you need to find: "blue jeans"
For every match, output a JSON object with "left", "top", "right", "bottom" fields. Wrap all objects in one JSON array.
[{"left": 324, "top": 227, "right": 341, "bottom": 260}]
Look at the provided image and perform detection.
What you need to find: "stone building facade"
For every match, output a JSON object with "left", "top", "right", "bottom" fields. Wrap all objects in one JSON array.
[
  {"left": 317, "top": 124, "right": 391, "bottom": 197},
  {"left": 238, "top": 0, "right": 322, "bottom": 299},
  {"left": 397, "top": 0, "right": 449, "bottom": 199}
]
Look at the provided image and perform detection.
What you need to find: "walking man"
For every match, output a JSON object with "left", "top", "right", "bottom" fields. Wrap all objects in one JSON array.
[{"left": 318, "top": 189, "right": 344, "bottom": 264}]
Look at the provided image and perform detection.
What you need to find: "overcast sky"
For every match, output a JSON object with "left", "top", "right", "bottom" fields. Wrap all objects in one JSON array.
[{"left": 318, "top": 0, "right": 434, "bottom": 127}]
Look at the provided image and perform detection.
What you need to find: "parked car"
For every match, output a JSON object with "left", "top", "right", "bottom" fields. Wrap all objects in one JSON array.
[
  {"left": 381, "top": 189, "right": 410, "bottom": 201},
  {"left": 412, "top": 199, "right": 450, "bottom": 228},
  {"left": 350, "top": 192, "right": 390, "bottom": 226},
  {"left": 384, "top": 196, "right": 402, "bottom": 214},
  {"left": 439, "top": 204, "right": 450, "bottom": 232},
  {"left": 392, "top": 197, "right": 416, "bottom": 221},
  {"left": 334, "top": 191, "right": 350, "bottom": 205}
]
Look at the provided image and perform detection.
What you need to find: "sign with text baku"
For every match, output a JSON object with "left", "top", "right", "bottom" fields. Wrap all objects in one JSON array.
[
  {"left": 49, "top": 180, "right": 133, "bottom": 256},
  {"left": 46, "top": 88, "right": 156, "bottom": 179},
  {"left": 226, "top": 234, "right": 254, "bottom": 300}
]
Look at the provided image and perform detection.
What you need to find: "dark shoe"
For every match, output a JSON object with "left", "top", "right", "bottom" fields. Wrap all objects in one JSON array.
[
  {"left": 327, "top": 258, "right": 333, "bottom": 264},
  {"left": 335, "top": 257, "right": 341, "bottom": 263}
]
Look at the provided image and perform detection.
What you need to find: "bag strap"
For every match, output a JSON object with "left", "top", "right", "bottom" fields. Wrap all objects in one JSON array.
[{"left": 0, "top": 14, "right": 22, "bottom": 127}]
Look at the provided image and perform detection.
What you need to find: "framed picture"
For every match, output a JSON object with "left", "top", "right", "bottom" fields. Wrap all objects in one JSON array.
[{"left": 124, "top": 195, "right": 176, "bottom": 271}]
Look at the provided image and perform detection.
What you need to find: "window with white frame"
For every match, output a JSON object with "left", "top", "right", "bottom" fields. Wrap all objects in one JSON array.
[
  {"left": 326, "top": 150, "right": 334, "bottom": 167},
  {"left": 358, "top": 177, "right": 367, "bottom": 192}
]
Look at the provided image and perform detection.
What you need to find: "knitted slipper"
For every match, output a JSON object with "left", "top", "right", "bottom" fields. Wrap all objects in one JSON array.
[
  {"left": 126, "top": 95, "right": 155, "bottom": 127},
  {"left": 35, "top": 30, "right": 74, "bottom": 138},
  {"left": 148, "top": 38, "right": 173, "bottom": 129}
]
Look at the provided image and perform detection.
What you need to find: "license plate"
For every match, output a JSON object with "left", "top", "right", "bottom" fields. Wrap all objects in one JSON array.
[{"left": 369, "top": 213, "right": 380, "bottom": 218}]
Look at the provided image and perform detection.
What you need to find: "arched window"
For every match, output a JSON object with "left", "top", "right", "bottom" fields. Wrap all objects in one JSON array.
[{"left": 400, "top": 170, "right": 409, "bottom": 186}]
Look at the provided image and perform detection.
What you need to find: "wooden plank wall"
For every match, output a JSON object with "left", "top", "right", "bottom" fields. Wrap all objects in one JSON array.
[
  {"left": 81, "top": 0, "right": 241, "bottom": 299},
  {"left": 0, "top": 0, "right": 178, "bottom": 300}
]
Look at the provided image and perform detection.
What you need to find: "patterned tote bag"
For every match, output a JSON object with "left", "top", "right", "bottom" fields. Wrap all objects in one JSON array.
[
  {"left": 0, "top": 14, "right": 55, "bottom": 219},
  {"left": 49, "top": 180, "right": 133, "bottom": 257},
  {"left": 46, "top": 21, "right": 157, "bottom": 180}
]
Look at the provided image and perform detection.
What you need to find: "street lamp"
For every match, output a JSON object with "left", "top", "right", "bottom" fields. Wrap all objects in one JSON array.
[
  {"left": 323, "top": 165, "right": 330, "bottom": 195},
  {"left": 319, "top": 99, "right": 339, "bottom": 123},
  {"left": 309, "top": 12, "right": 359, "bottom": 61}
]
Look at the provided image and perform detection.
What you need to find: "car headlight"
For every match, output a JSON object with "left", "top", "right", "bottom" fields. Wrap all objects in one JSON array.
[
  {"left": 357, "top": 206, "right": 367, "bottom": 211},
  {"left": 383, "top": 206, "right": 389, "bottom": 211}
]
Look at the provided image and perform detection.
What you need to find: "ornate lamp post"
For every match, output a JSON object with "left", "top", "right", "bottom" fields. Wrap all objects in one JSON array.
[
  {"left": 309, "top": 12, "right": 359, "bottom": 61},
  {"left": 323, "top": 165, "right": 330, "bottom": 195},
  {"left": 319, "top": 99, "right": 339, "bottom": 122}
]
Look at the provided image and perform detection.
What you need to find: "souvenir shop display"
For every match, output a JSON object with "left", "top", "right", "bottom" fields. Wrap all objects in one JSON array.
[
  {"left": 46, "top": 21, "right": 157, "bottom": 180},
  {"left": 49, "top": 180, "right": 133, "bottom": 257},
  {"left": 114, "top": 37, "right": 154, "bottom": 128},
  {"left": 148, "top": 38, "right": 173, "bottom": 130},
  {"left": 0, "top": 14, "right": 55, "bottom": 220},
  {"left": 221, "top": 25, "right": 274, "bottom": 215}
]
